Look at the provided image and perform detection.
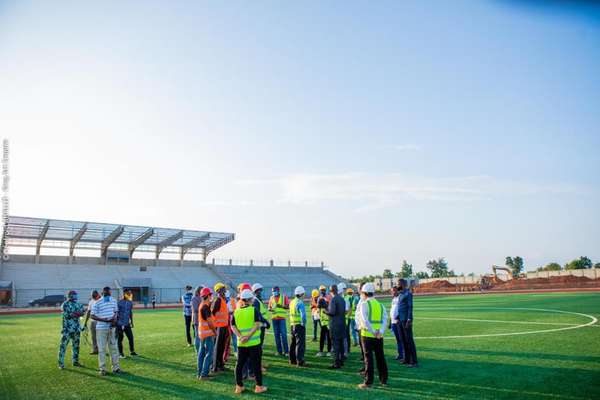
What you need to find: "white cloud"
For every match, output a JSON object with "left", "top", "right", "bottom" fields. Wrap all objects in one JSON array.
[{"left": 240, "top": 173, "right": 578, "bottom": 212}]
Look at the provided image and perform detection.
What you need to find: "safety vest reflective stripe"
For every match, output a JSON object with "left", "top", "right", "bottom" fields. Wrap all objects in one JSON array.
[
  {"left": 289, "top": 298, "right": 302, "bottom": 325},
  {"left": 199, "top": 303, "right": 215, "bottom": 339},
  {"left": 269, "top": 295, "right": 287, "bottom": 319},
  {"left": 214, "top": 298, "right": 229, "bottom": 328},
  {"left": 234, "top": 306, "right": 260, "bottom": 348},
  {"left": 361, "top": 298, "right": 384, "bottom": 339}
]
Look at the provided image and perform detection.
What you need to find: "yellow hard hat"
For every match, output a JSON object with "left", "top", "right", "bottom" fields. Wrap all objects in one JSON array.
[
  {"left": 214, "top": 282, "right": 226, "bottom": 292},
  {"left": 346, "top": 288, "right": 354, "bottom": 294},
  {"left": 319, "top": 285, "right": 326, "bottom": 291},
  {"left": 311, "top": 289, "right": 319, "bottom": 298}
]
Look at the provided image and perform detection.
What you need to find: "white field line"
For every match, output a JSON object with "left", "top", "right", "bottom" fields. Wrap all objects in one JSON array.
[
  {"left": 418, "top": 317, "right": 582, "bottom": 326},
  {"left": 414, "top": 307, "right": 597, "bottom": 339},
  {"left": 265, "top": 307, "right": 598, "bottom": 340}
]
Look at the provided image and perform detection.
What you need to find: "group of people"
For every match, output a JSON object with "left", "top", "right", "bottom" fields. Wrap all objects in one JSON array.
[
  {"left": 58, "top": 286, "right": 137, "bottom": 375},
  {"left": 56, "top": 278, "right": 418, "bottom": 393}
]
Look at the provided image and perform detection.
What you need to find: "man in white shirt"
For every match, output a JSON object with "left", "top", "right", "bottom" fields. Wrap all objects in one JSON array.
[
  {"left": 83, "top": 290, "right": 101, "bottom": 354},
  {"left": 354, "top": 282, "right": 366, "bottom": 374},
  {"left": 91, "top": 286, "right": 121, "bottom": 375},
  {"left": 356, "top": 282, "right": 388, "bottom": 389},
  {"left": 390, "top": 285, "right": 405, "bottom": 361}
]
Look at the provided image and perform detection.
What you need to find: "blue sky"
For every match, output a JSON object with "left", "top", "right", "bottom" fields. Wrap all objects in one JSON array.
[{"left": 1, "top": 1, "right": 599, "bottom": 277}]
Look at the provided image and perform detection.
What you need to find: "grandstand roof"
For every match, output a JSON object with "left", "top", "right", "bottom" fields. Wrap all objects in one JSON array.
[{"left": 1, "top": 216, "right": 235, "bottom": 257}]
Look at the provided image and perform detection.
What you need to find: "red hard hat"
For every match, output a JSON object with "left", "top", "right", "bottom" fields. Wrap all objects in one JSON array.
[
  {"left": 200, "top": 287, "right": 212, "bottom": 297},
  {"left": 241, "top": 283, "right": 251, "bottom": 291}
]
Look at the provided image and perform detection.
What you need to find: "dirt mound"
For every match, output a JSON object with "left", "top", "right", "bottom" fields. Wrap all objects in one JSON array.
[
  {"left": 549, "top": 275, "right": 591, "bottom": 283},
  {"left": 418, "top": 280, "right": 455, "bottom": 289}
]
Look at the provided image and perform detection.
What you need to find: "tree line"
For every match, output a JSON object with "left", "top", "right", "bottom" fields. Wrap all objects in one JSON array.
[{"left": 348, "top": 255, "right": 600, "bottom": 283}]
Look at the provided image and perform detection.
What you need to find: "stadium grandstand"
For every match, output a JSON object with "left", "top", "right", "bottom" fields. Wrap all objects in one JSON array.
[{"left": 0, "top": 216, "right": 346, "bottom": 307}]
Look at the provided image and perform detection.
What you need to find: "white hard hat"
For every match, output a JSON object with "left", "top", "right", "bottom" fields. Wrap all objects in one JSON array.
[
  {"left": 294, "top": 286, "right": 305, "bottom": 296},
  {"left": 252, "top": 283, "right": 263, "bottom": 292},
  {"left": 362, "top": 282, "right": 375, "bottom": 294},
  {"left": 338, "top": 282, "right": 346, "bottom": 291},
  {"left": 240, "top": 289, "right": 254, "bottom": 300}
]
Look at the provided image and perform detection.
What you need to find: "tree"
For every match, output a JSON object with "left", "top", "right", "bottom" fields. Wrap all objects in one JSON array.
[
  {"left": 505, "top": 256, "right": 524, "bottom": 276},
  {"left": 565, "top": 256, "right": 593, "bottom": 270},
  {"left": 382, "top": 269, "right": 394, "bottom": 279},
  {"left": 594, "top": 263, "right": 600, "bottom": 269},
  {"left": 426, "top": 258, "right": 450, "bottom": 278},
  {"left": 537, "top": 262, "right": 561, "bottom": 272},
  {"left": 400, "top": 260, "right": 413, "bottom": 278},
  {"left": 415, "top": 271, "right": 429, "bottom": 279}
]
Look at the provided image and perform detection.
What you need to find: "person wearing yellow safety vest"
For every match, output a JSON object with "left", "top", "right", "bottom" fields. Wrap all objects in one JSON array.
[
  {"left": 267, "top": 286, "right": 289, "bottom": 356},
  {"left": 316, "top": 285, "right": 331, "bottom": 357},
  {"left": 232, "top": 289, "right": 268, "bottom": 394},
  {"left": 356, "top": 282, "right": 388, "bottom": 389},
  {"left": 288, "top": 286, "right": 308, "bottom": 367}
]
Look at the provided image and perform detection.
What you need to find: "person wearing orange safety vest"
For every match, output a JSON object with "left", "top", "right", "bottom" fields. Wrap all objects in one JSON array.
[
  {"left": 232, "top": 289, "right": 267, "bottom": 395},
  {"left": 197, "top": 287, "right": 216, "bottom": 380},
  {"left": 211, "top": 282, "right": 230, "bottom": 373},
  {"left": 268, "top": 286, "right": 289, "bottom": 356}
]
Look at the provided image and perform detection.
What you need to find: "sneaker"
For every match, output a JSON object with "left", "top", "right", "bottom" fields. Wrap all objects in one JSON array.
[
  {"left": 99, "top": 370, "right": 107, "bottom": 376},
  {"left": 234, "top": 385, "right": 245, "bottom": 394},
  {"left": 119, "top": 354, "right": 126, "bottom": 359},
  {"left": 58, "top": 364, "right": 64, "bottom": 370},
  {"left": 113, "top": 369, "right": 123, "bottom": 374},
  {"left": 73, "top": 362, "right": 83, "bottom": 367},
  {"left": 130, "top": 352, "right": 139, "bottom": 356},
  {"left": 316, "top": 352, "right": 325, "bottom": 357},
  {"left": 254, "top": 386, "right": 268, "bottom": 394},
  {"left": 283, "top": 352, "right": 289, "bottom": 357},
  {"left": 198, "top": 375, "right": 212, "bottom": 380},
  {"left": 357, "top": 383, "right": 371, "bottom": 390},
  {"left": 326, "top": 352, "right": 332, "bottom": 357}
]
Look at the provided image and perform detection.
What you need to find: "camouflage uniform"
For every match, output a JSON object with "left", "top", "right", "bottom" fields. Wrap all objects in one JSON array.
[{"left": 58, "top": 300, "right": 84, "bottom": 367}]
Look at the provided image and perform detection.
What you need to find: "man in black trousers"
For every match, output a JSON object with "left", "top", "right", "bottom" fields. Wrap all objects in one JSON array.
[
  {"left": 325, "top": 284, "right": 346, "bottom": 369},
  {"left": 398, "top": 279, "right": 418, "bottom": 367}
]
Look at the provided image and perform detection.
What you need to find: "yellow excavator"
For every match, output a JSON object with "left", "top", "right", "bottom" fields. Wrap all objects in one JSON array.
[{"left": 492, "top": 265, "right": 513, "bottom": 280}]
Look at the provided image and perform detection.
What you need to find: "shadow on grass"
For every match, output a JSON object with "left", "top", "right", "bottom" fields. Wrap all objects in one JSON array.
[
  {"left": 419, "top": 346, "right": 600, "bottom": 364},
  {"left": 61, "top": 347, "right": 600, "bottom": 400}
]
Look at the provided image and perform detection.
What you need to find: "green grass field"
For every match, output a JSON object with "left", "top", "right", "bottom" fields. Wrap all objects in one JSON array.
[{"left": 1, "top": 292, "right": 599, "bottom": 400}]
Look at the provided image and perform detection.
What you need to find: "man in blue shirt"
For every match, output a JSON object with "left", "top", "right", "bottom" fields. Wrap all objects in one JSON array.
[
  {"left": 182, "top": 285, "right": 193, "bottom": 347},
  {"left": 117, "top": 290, "right": 138, "bottom": 358},
  {"left": 398, "top": 279, "right": 418, "bottom": 367},
  {"left": 289, "top": 286, "right": 308, "bottom": 367}
]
